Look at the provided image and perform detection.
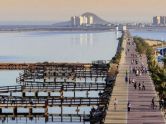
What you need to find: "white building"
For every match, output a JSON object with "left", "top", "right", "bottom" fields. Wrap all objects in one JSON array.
[
  {"left": 87, "top": 16, "right": 94, "bottom": 25},
  {"left": 122, "top": 25, "right": 127, "bottom": 31},
  {"left": 71, "top": 15, "right": 94, "bottom": 26}
]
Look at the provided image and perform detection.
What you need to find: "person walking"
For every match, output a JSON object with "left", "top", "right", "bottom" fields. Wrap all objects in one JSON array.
[
  {"left": 138, "top": 83, "right": 141, "bottom": 90},
  {"left": 128, "top": 101, "right": 131, "bottom": 112},
  {"left": 134, "top": 82, "right": 137, "bottom": 90},
  {"left": 151, "top": 97, "right": 155, "bottom": 110},
  {"left": 114, "top": 98, "right": 118, "bottom": 111}
]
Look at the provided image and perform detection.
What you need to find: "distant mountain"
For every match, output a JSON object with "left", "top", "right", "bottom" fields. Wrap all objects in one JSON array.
[
  {"left": 81, "top": 12, "right": 109, "bottom": 25},
  {"left": 53, "top": 12, "right": 110, "bottom": 27}
]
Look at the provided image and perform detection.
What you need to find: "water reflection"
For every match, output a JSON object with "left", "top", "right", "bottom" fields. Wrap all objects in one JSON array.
[
  {"left": 72, "top": 33, "right": 94, "bottom": 47},
  {"left": 0, "top": 31, "right": 120, "bottom": 63}
]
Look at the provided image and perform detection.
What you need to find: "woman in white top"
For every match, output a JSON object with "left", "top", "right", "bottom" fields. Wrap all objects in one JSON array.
[{"left": 114, "top": 98, "right": 118, "bottom": 111}]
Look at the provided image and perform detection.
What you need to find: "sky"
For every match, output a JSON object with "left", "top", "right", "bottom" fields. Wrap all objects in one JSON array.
[{"left": 0, "top": 0, "right": 166, "bottom": 23}]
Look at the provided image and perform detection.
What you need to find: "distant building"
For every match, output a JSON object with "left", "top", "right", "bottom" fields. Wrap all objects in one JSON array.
[
  {"left": 160, "top": 16, "right": 166, "bottom": 25},
  {"left": 71, "top": 16, "right": 80, "bottom": 26},
  {"left": 87, "top": 16, "right": 94, "bottom": 25},
  {"left": 79, "top": 16, "right": 84, "bottom": 25},
  {"left": 153, "top": 16, "right": 161, "bottom": 25},
  {"left": 71, "top": 15, "right": 94, "bottom": 27},
  {"left": 71, "top": 16, "right": 76, "bottom": 26},
  {"left": 122, "top": 25, "right": 127, "bottom": 31},
  {"left": 153, "top": 16, "right": 166, "bottom": 25}
]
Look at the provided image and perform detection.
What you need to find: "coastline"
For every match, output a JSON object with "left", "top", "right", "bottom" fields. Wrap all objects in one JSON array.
[{"left": 144, "top": 39, "right": 166, "bottom": 48}]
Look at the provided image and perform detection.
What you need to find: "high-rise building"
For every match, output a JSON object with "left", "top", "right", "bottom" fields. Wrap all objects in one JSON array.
[
  {"left": 160, "top": 16, "right": 166, "bottom": 25},
  {"left": 71, "top": 15, "right": 94, "bottom": 26},
  {"left": 71, "top": 16, "right": 81, "bottom": 26},
  {"left": 153, "top": 16, "right": 161, "bottom": 25},
  {"left": 79, "top": 16, "right": 84, "bottom": 25},
  {"left": 87, "top": 16, "right": 94, "bottom": 25},
  {"left": 152, "top": 16, "right": 166, "bottom": 25},
  {"left": 71, "top": 16, "right": 76, "bottom": 26}
]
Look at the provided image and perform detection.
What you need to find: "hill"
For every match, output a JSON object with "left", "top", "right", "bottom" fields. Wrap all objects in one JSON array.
[
  {"left": 81, "top": 12, "right": 109, "bottom": 25},
  {"left": 53, "top": 12, "right": 110, "bottom": 27}
]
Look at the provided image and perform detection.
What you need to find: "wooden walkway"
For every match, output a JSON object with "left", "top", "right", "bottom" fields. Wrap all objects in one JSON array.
[{"left": 105, "top": 31, "right": 166, "bottom": 124}]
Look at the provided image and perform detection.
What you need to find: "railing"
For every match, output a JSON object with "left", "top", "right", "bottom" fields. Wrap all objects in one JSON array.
[
  {"left": 0, "top": 85, "right": 22, "bottom": 93},
  {"left": 0, "top": 97, "right": 109, "bottom": 107}
]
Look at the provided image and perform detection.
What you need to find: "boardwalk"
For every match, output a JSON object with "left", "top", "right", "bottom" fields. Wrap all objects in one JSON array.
[{"left": 105, "top": 31, "right": 166, "bottom": 124}]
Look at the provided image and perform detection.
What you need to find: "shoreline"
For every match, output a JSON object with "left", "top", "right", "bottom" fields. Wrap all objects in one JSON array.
[{"left": 144, "top": 39, "right": 166, "bottom": 48}]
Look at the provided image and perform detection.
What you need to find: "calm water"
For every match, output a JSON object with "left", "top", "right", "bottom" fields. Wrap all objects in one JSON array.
[
  {"left": 0, "top": 31, "right": 121, "bottom": 124},
  {"left": 131, "top": 31, "right": 166, "bottom": 41},
  {"left": 1, "top": 30, "right": 165, "bottom": 124},
  {"left": 0, "top": 31, "right": 120, "bottom": 63}
]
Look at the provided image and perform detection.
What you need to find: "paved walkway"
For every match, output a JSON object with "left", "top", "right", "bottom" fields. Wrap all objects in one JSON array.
[
  {"left": 105, "top": 32, "right": 129, "bottom": 124},
  {"left": 127, "top": 36, "right": 165, "bottom": 124},
  {"left": 104, "top": 31, "right": 166, "bottom": 124}
]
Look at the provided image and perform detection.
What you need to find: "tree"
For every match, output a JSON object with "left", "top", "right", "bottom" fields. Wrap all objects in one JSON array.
[{"left": 162, "top": 57, "right": 166, "bottom": 68}]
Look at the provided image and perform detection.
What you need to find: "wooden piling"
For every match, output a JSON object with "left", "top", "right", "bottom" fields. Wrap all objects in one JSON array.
[
  {"left": 0, "top": 108, "right": 2, "bottom": 114},
  {"left": 22, "top": 92, "right": 26, "bottom": 97},
  {"left": 13, "top": 107, "right": 17, "bottom": 116}
]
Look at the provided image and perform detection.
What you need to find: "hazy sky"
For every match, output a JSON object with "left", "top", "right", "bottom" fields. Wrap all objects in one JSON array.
[{"left": 0, "top": 0, "right": 166, "bottom": 23}]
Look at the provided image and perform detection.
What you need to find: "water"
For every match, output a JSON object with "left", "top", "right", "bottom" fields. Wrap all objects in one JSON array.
[
  {"left": 0, "top": 70, "right": 20, "bottom": 86},
  {"left": 0, "top": 30, "right": 165, "bottom": 124},
  {"left": 0, "top": 31, "right": 121, "bottom": 123},
  {"left": 0, "top": 31, "right": 120, "bottom": 63},
  {"left": 131, "top": 31, "right": 166, "bottom": 41}
]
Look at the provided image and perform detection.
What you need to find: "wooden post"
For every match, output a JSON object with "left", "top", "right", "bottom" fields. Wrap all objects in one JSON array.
[
  {"left": 60, "top": 87, "right": 64, "bottom": 122},
  {"left": 13, "top": 107, "right": 17, "bottom": 117},
  {"left": 74, "top": 84, "right": 76, "bottom": 99},
  {"left": 22, "top": 92, "right": 26, "bottom": 97},
  {"left": 86, "top": 91, "right": 89, "bottom": 97},
  {"left": 45, "top": 99, "right": 48, "bottom": 122},
  {"left": 10, "top": 91, "right": 12, "bottom": 97},
  {"left": 35, "top": 92, "right": 38, "bottom": 97},
  {"left": 29, "top": 107, "right": 32, "bottom": 116},
  {"left": 83, "top": 111, "right": 85, "bottom": 124},
  {"left": 61, "top": 101, "right": 63, "bottom": 122},
  {"left": 29, "top": 107, "right": 33, "bottom": 120},
  {"left": 48, "top": 92, "right": 51, "bottom": 97},
  {"left": 0, "top": 108, "right": 2, "bottom": 114}
]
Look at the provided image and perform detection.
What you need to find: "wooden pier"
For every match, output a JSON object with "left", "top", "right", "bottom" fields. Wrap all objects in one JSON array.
[
  {"left": 0, "top": 113, "right": 90, "bottom": 123},
  {"left": 0, "top": 60, "right": 113, "bottom": 123}
]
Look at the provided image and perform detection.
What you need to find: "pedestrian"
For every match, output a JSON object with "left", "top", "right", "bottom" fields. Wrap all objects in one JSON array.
[
  {"left": 132, "top": 78, "right": 135, "bottom": 84},
  {"left": 151, "top": 97, "right": 155, "bottom": 110},
  {"left": 129, "top": 78, "right": 131, "bottom": 84},
  {"left": 114, "top": 98, "right": 118, "bottom": 111},
  {"left": 128, "top": 102, "right": 131, "bottom": 112},
  {"left": 134, "top": 82, "right": 137, "bottom": 90},
  {"left": 125, "top": 75, "right": 128, "bottom": 83},
  {"left": 142, "top": 84, "right": 145, "bottom": 90},
  {"left": 138, "top": 83, "right": 141, "bottom": 90}
]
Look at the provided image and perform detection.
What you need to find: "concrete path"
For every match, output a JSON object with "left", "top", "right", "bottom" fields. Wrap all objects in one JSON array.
[
  {"left": 104, "top": 31, "right": 166, "bottom": 124},
  {"left": 104, "top": 32, "right": 129, "bottom": 124}
]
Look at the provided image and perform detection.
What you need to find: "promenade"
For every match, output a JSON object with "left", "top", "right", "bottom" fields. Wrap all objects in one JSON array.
[
  {"left": 105, "top": 31, "right": 166, "bottom": 124},
  {"left": 105, "top": 32, "right": 129, "bottom": 123}
]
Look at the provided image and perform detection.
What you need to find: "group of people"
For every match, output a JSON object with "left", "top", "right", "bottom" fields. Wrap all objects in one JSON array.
[
  {"left": 128, "top": 78, "right": 146, "bottom": 91},
  {"left": 113, "top": 98, "right": 132, "bottom": 112}
]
